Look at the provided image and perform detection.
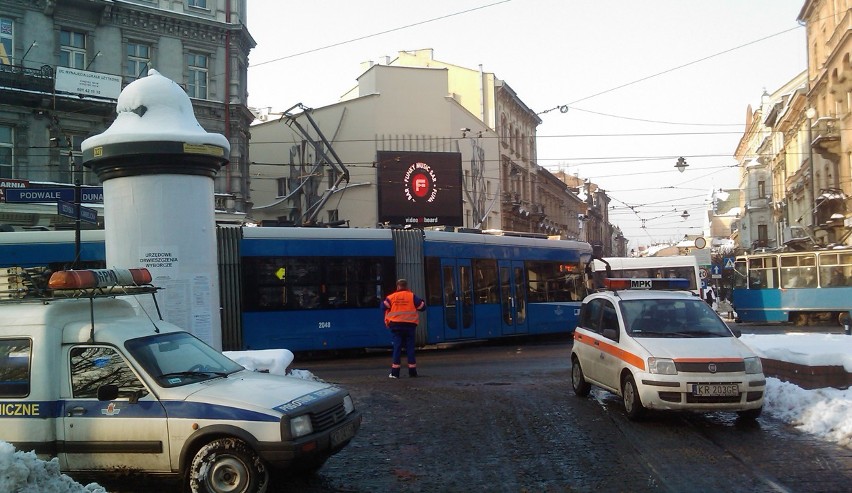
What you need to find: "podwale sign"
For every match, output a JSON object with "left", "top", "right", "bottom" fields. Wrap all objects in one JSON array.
[{"left": 376, "top": 151, "right": 463, "bottom": 227}]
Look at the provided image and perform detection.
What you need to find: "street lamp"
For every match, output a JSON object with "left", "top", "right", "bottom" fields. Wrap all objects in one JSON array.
[
  {"left": 681, "top": 210, "right": 690, "bottom": 220},
  {"left": 20, "top": 41, "right": 37, "bottom": 66},
  {"left": 675, "top": 157, "right": 688, "bottom": 173},
  {"left": 805, "top": 107, "right": 817, "bottom": 228}
]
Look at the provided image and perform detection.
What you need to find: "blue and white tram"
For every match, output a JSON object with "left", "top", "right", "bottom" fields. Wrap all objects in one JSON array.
[
  {"left": 2, "top": 227, "right": 593, "bottom": 351},
  {"left": 0, "top": 230, "right": 106, "bottom": 269},
  {"left": 731, "top": 249, "right": 852, "bottom": 325},
  {"left": 232, "top": 227, "right": 592, "bottom": 351}
]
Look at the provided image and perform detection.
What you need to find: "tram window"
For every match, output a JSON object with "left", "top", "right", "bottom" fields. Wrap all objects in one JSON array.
[
  {"left": 818, "top": 252, "right": 852, "bottom": 287},
  {"left": 472, "top": 258, "right": 498, "bottom": 304},
  {"left": 779, "top": 254, "right": 817, "bottom": 288},
  {"left": 733, "top": 260, "right": 748, "bottom": 289},
  {"left": 525, "top": 261, "right": 582, "bottom": 302},
  {"left": 242, "top": 256, "right": 394, "bottom": 310},
  {"left": 747, "top": 256, "right": 779, "bottom": 289}
]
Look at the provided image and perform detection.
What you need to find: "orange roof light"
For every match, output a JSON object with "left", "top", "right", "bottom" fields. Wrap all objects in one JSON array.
[{"left": 48, "top": 268, "right": 153, "bottom": 290}]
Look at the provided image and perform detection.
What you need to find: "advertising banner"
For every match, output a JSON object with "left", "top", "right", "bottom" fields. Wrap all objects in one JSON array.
[{"left": 376, "top": 151, "right": 463, "bottom": 227}]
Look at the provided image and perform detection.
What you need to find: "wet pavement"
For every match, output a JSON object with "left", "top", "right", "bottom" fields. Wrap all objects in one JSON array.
[{"left": 94, "top": 331, "right": 852, "bottom": 492}]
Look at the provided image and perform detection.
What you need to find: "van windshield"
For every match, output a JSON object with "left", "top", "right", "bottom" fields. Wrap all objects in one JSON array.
[{"left": 125, "top": 332, "right": 245, "bottom": 387}]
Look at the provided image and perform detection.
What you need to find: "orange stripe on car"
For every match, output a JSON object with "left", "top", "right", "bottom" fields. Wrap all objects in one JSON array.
[{"left": 574, "top": 332, "right": 645, "bottom": 371}]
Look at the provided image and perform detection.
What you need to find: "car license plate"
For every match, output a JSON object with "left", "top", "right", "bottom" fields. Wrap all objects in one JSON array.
[
  {"left": 330, "top": 421, "right": 356, "bottom": 448},
  {"left": 692, "top": 383, "right": 739, "bottom": 396}
]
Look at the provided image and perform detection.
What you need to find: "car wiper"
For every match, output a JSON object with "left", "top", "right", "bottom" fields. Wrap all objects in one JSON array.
[
  {"left": 158, "top": 370, "right": 229, "bottom": 379},
  {"left": 683, "top": 330, "right": 729, "bottom": 337}
]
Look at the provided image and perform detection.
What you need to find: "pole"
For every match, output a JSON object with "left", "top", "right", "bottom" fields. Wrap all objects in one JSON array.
[
  {"left": 71, "top": 141, "right": 81, "bottom": 269},
  {"left": 807, "top": 113, "right": 817, "bottom": 228}
]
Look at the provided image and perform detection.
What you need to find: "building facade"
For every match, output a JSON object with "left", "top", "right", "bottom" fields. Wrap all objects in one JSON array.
[
  {"left": 249, "top": 63, "right": 502, "bottom": 230},
  {"left": 0, "top": 0, "right": 254, "bottom": 229},
  {"left": 249, "top": 50, "right": 592, "bottom": 238},
  {"left": 798, "top": 0, "right": 852, "bottom": 246}
]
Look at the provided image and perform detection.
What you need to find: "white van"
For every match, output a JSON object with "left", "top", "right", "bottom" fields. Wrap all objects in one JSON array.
[{"left": 0, "top": 267, "right": 361, "bottom": 492}]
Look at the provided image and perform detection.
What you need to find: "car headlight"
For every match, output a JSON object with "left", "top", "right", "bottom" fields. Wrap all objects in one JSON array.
[
  {"left": 290, "top": 415, "right": 313, "bottom": 438},
  {"left": 744, "top": 356, "right": 763, "bottom": 374},
  {"left": 343, "top": 395, "right": 355, "bottom": 415},
  {"left": 648, "top": 357, "right": 677, "bottom": 375}
]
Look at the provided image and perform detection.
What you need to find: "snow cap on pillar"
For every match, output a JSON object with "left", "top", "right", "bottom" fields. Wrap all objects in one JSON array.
[{"left": 81, "top": 69, "right": 229, "bottom": 180}]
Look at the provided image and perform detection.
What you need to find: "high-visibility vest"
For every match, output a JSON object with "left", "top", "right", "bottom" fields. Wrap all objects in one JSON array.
[{"left": 385, "top": 291, "right": 420, "bottom": 325}]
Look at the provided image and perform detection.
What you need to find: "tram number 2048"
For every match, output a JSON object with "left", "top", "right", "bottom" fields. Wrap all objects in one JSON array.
[{"left": 318, "top": 321, "right": 332, "bottom": 329}]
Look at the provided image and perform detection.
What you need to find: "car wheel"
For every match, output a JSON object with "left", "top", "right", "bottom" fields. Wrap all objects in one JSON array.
[
  {"left": 737, "top": 406, "right": 763, "bottom": 421},
  {"left": 188, "top": 438, "right": 269, "bottom": 493},
  {"left": 571, "top": 356, "right": 591, "bottom": 397},
  {"left": 622, "top": 374, "right": 645, "bottom": 420}
]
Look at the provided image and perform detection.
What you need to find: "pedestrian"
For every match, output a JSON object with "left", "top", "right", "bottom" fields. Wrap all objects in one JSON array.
[
  {"left": 705, "top": 286, "right": 715, "bottom": 307},
  {"left": 383, "top": 278, "right": 426, "bottom": 378}
]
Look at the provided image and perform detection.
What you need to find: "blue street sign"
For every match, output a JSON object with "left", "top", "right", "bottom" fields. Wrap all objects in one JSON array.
[
  {"left": 3, "top": 187, "right": 103, "bottom": 203},
  {"left": 723, "top": 257, "right": 736, "bottom": 270},
  {"left": 57, "top": 201, "right": 98, "bottom": 224},
  {"left": 711, "top": 264, "right": 721, "bottom": 276}
]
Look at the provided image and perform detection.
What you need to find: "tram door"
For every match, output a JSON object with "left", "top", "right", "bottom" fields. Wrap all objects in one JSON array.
[
  {"left": 499, "top": 260, "right": 528, "bottom": 335},
  {"left": 439, "top": 259, "right": 476, "bottom": 340}
]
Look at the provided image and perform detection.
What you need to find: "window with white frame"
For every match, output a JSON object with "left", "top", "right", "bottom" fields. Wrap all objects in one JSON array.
[
  {"left": 125, "top": 42, "right": 150, "bottom": 79},
  {"left": 186, "top": 53, "right": 208, "bottom": 99},
  {"left": 0, "top": 125, "right": 13, "bottom": 179},
  {"left": 188, "top": 0, "right": 208, "bottom": 8},
  {"left": 0, "top": 17, "right": 12, "bottom": 66},
  {"left": 60, "top": 29, "right": 86, "bottom": 69}
]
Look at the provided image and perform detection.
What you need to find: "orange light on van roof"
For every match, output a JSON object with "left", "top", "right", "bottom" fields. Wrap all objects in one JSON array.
[{"left": 48, "top": 268, "right": 152, "bottom": 290}]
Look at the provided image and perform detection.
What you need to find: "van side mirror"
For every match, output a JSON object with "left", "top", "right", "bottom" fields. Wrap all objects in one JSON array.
[{"left": 97, "top": 384, "right": 119, "bottom": 401}]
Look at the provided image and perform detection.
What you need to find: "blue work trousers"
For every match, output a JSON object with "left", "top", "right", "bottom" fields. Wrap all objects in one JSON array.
[{"left": 390, "top": 325, "right": 417, "bottom": 366}]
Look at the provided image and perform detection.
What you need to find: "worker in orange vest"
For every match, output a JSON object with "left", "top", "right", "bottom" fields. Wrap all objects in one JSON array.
[{"left": 383, "top": 278, "right": 426, "bottom": 378}]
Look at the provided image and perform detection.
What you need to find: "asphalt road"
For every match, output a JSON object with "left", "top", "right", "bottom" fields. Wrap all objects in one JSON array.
[{"left": 274, "top": 333, "right": 852, "bottom": 493}]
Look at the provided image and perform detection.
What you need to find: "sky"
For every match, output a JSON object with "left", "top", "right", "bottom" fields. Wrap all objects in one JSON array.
[
  {"left": 2, "top": 332, "right": 849, "bottom": 492},
  {"left": 245, "top": 0, "right": 808, "bottom": 249}
]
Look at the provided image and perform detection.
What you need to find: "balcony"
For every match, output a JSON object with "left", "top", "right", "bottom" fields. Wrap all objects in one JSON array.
[
  {"left": 810, "top": 116, "right": 841, "bottom": 159},
  {"left": 0, "top": 63, "right": 118, "bottom": 116},
  {"left": 0, "top": 64, "right": 54, "bottom": 97}
]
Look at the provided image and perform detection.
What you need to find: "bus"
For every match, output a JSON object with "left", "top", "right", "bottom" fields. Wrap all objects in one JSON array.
[
  {"left": 588, "top": 255, "right": 702, "bottom": 296},
  {"left": 1, "top": 227, "right": 593, "bottom": 351},
  {"left": 732, "top": 249, "right": 852, "bottom": 325}
]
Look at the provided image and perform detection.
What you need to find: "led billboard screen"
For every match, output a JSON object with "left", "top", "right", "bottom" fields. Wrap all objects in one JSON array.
[{"left": 377, "top": 151, "right": 463, "bottom": 227}]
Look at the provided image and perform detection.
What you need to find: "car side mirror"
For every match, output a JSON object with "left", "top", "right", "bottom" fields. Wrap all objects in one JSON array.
[
  {"left": 731, "top": 328, "right": 742, "bottom": 338},
  {"left": 97, "top": 384, "right": 119, "bottom": 401}
]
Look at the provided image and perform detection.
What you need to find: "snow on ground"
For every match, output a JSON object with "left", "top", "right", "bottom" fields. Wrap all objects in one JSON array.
[
  {"left": 0, "top": 442, "right": 106, "bottom": 493},
  {"left": 740, "top": 333, "right": 852, "bottom": 450},
  {"left": 2, "top": 335, "right": 850, "bottom": 492}
]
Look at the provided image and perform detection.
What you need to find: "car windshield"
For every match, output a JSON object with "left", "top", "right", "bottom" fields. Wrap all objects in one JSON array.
[
  {"left": 620, "top": 298, "right": 732, "bottom": 338},
  {"left": 125, "top": 332, "right": 245, "bottom": 387}
]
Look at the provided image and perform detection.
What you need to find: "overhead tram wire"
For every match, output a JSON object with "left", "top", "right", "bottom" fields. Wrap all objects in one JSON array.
[
  {"left": 248, "top": 0, "right": 513, "bottom": 69},
  {"left": 537, "top": 24, "right": 803, "bottom": 114}
]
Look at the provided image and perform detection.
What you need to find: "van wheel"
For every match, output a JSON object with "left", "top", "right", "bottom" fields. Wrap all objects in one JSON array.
[
  {"left": 622, "top": 374, "right": 645, "bottom": 420},
  {"left": 189, "top": 438, "right": 269, "bottom": 493},
  {"left": 571, "top": 356, "right": 591, "bottom": 397}
]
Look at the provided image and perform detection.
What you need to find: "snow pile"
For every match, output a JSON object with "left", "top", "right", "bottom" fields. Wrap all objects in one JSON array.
[
  {"left": 763, "top": 378, "right": 852, "bottom": 449},
  {"left": 741, "top": 333, "right": 852, "bottom": 372},
  {"left": 0, "top": 442, "right": 106, "bottom": 493},
  {"left": 741, "top": 333, "right": 852, "bottom": 449}
]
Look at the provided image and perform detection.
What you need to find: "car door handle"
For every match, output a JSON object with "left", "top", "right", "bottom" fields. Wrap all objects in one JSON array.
[
  {"left": 593, "top": 340, "right": 600, "bottom": 346},
  {"left": 68, "top": 407, "right": 87, "bottom": 417}
]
